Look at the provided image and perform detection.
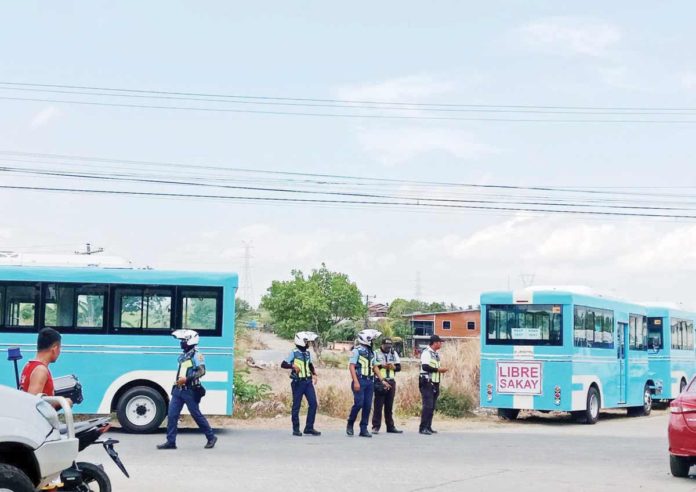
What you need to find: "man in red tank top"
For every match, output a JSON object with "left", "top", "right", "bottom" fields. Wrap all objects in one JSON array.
[{"left": 20, "top": 327, "right": 72, "bottom": 408}]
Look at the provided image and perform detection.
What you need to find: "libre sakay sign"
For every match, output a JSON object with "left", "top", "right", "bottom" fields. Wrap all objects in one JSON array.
[{"left": 496, "top": 361, "right": 543, "bottom": 395}]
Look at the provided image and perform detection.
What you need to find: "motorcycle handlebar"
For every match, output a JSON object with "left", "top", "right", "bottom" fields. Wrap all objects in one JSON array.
[{"left": 42, "top": 395, "right": 75, "bottom": 439}]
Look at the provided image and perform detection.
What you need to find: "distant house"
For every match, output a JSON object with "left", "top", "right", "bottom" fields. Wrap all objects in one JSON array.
[
  {"left": 406, "top": 308, "right": 481, "bottom": 353},
  {"left": 368, "top": 302, "right": 389, "bottom": 319}
]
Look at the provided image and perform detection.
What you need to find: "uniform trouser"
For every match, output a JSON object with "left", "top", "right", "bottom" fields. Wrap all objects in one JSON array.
[
  {"left": 291, "top": 379, "right": 317, "bottom": 431},
  {"left": 372, "top": 379, "right": 396, "bottom": 431},
  {"left": 348, "top": 377, "right": 374, "bottom": 431},
  {"left": 419, "top": 379, "right": 440, "bottom": 431},
  {"left": 166, "top": 387, "right": 215, "bottom": 444}
]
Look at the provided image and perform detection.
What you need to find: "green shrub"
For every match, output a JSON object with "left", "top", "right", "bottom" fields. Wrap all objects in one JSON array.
[
  {"left": 234, "top": 369, "right": 272, "bottom": 403},
  {"left": 436, "top": 388, "right": 474, "bottom": 418}
]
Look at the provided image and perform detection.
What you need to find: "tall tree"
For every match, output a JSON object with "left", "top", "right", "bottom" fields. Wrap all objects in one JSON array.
[{"left": 261, "top": 264, "right": 365, "bottom": 344}]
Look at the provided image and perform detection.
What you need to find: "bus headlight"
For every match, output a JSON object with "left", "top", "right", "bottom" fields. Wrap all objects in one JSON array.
[
  {"left": 554, "top": 386, "right": 561, "bottom": 406},
  {"left": 36, "top": 400, "right": 60, "bottom": 430},
  {"left": 486, "top": 384, "right": 493, "bottom": 402}
]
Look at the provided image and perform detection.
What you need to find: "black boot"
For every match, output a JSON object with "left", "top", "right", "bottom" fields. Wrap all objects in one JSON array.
[
  {"left": 346, "top": 424, "right": 354, "bottom": 436},
  {"left": 293, "top": 429, "right": 303, "bottom": 437}
]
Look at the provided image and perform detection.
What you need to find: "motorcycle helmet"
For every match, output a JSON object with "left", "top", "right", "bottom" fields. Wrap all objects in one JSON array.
[
  {"left": 172, "top": 329, "right": 200, "bottom": 351},
  {"left": 294, "top": 331, "right": 318, "bottom": 348},
  {"left": 357, "top": 329, "right": 381, "bottom": 346}
]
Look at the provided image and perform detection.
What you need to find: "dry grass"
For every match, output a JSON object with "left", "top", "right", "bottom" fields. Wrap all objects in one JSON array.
[{"left": 239, "top": 340, "right": 480, "bottom": 420}]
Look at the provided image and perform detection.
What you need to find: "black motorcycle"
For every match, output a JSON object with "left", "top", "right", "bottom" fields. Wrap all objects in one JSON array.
[
  {"left": 57, "top": 417, "right": 129, "bottom": 492},
  {"left": 49, "top": 376, "right": 129, "bottom": 492}
]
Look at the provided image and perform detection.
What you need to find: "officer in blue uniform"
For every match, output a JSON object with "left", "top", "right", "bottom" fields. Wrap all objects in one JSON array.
[
  {"left": 346, "top": 329, "right": 390, "bottom": 438},
  {"left": 157, "top": 329, "right": 217, "bottom": 450},
  {"left": 281, "top": 331, "right": 321, "bottom": 437}
]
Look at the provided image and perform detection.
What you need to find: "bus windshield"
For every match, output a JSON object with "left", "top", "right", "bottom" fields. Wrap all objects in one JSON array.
[{"left": 486, "top": 304, "right": 562, "bottom": 346}]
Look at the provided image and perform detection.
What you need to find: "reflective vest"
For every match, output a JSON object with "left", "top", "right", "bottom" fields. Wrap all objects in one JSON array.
[
  {"left": 356, "top": 346, "right": 374, "bottom": 378},
  {"left": 378, "top": 350, "right": 397, "bottom": 379},
  {"left": 292, "top": 349, "right": 312, "bottom": 379},
  {"left": 177, "top": 349, "right": 204, "bottom": 386},
  {"left": 421, "top": 347, "right": 441, "bottom": 384}
]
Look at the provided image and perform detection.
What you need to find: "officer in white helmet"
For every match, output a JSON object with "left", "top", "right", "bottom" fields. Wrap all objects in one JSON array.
[
  {"left": 281, "top": 331, "right": 321, "bottom": 436},
  {"left": 157, "top": 329, "right": 217, "bottom": 450},
  {"left": 346, "top": 329, "right": 390, "bottom": 437}
]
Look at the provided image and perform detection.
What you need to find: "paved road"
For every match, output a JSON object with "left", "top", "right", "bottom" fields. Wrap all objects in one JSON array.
[{"left": 80, "top": 412, "right": 694, "bottom": 491}]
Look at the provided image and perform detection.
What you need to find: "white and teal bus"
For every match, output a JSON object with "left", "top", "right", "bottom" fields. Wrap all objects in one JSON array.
[
  {"left": 480, "top": 287, "right": 656, "bottom": 424},
  {"left": 0, "top": 265, "right": 237, "bottom": 433},
  {"left": 646, "top": 305, "right": 696, "bottom": 402}
]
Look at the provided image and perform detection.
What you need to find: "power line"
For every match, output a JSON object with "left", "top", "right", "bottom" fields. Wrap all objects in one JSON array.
[
  {"left": 2, "top": 184, "right": 696, "bottom": 219},
  {"left": 4, "top": 85, "right": 696, "bottom": 116},
  {"left": 1, "top": 149, "right": 694, "bottom": 200},
  {"left": 4, "top": 164, "right": 696, "bottom": 213},
  {"left": 3, "top": 94, "right": 696, "bottom": 124},
  {"left": 2, "top": 81, "right": 696, "bottom": 112}
]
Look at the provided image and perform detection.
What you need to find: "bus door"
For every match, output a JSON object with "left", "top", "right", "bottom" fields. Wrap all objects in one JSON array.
[{"left": 617, "top": 322, "right": 628, "bottom": 404}]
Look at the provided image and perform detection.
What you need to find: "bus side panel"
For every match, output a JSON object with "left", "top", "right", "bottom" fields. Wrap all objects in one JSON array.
[{"left": 669, "top": 350, "right": 694, "bottom": 399}]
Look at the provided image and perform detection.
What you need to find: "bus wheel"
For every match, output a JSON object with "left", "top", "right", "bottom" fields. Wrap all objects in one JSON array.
[
  {"left": 497, "top": 408, "right": 520, "bottom": 421},
  {"left": 628, "top": 384, "right": 652, "bottom": 417},
  {"left": 580, "top": 387, "right": 600, "bottom": 425},
  {"left": 116, "top": 386, "right": 167, "bottom": 433}
]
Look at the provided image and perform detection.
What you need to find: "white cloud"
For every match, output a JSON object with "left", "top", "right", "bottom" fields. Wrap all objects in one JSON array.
[
  {"left": 29, "top": 106, "right": 60, "bottom": 129},
  {"left": 406, "top": 216, "right": 696, "bottom": 306},
  {"left": 680, "top": 71, "right": 696, "bottom": 91},
  {"left": 356, "top": 125, "right": 495, "bottom": 166},
  {"left": 336, "top": 74, "right": 454, "bottom": 103},
  {"left": 520, "top": 17, "right": 621, "bottom": 57}
]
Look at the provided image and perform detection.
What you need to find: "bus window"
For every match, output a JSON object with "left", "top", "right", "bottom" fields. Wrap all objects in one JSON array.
[
  {"left": 113, "top": 286, "right": 173, "bottom": 330},
  {"left": 3, "top": 284, "right": 39, "bottom": 328},
  {"left": 45, "top": 285, "right": 76, "bottom": 327},
  {"left": 648, "top": 318, "right": 663, "bottom": 349},
  {"left": 629, "top": 314, "right": 647, "bottom": 350},
  {"left": 485, "top": 304, "right": 562, "bottom": 346},
  {"left": 574, "top": 306, "right": 586, "bottom": 346},
  {"left": 181, "top": 289, "right": 220, "bottom": 331},
  {"left": 76, "top": 285, "right": 106, "bottom": 328},
  {"left": 574, "top": 306, "right": 614, "bottom": 349},
  {"left": 672, "top": 318, "right": 695, "bottom": 350}
]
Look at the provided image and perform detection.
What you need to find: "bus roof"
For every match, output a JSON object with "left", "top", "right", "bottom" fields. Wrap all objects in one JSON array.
[
  {"left": 0, "top": 265, "right": 238, "bottom": 288},
  {"left": 480, "top": 287, "right": 696, "bottom": 316}
]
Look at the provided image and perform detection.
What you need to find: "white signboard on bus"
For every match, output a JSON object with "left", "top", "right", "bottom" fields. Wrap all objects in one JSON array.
[
  {"left": 510, "top": 327, "right": 541, "bottom": 340},
  {"left": 496, "top": 361, "right": 543, "bottom": 395}
]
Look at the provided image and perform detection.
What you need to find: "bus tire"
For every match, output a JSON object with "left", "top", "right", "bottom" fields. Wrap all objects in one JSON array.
[
  {"left": 628, "top": 384, "right": 652, "bottom": 417},
  {"left": 497, "top": 408, "right": 520, "bottom": 421},
  {"left": 0, "top": 464, "right": 34, "bottom": 492},
  {"left": 670, "top": 454, "right": 692, "bottom": 478},
  {"left": 116, "top": 386, "right": 167, "bottom": 433},
  {"left": 581, "top": 386, "right": 600, "bottom": 425}
]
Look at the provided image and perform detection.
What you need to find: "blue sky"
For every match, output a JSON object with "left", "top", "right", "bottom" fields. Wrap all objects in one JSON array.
[{"left": 1, "top": 2, "right": 696, "bottom": 307}]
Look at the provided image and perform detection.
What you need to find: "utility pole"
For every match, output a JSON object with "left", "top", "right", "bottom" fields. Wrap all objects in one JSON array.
[
  {"left": 364, "top": 294, "right": 376, "bottom": 329},
  {"left": 241, "top": 241, "right": 255, "bottom": 306},
  {"left": 74, "top": 243, "right": 104, "bottom": 255}
]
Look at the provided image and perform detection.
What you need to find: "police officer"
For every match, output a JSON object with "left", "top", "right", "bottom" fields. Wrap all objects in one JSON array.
[
  {"left": 372, "top": 337, "right": 402, "bottom": 434},
  {"left": 157, "top": 329, "right": 217, "bottom": 450},
  {"left": 281, "top": 331, "right": 321, "bottom": 437},
  {"left": 347, "top": 329, "right": 389, "bottom": 438},
  {"left": 419, "top": 335, "right": 448, "bottom": 435}
]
